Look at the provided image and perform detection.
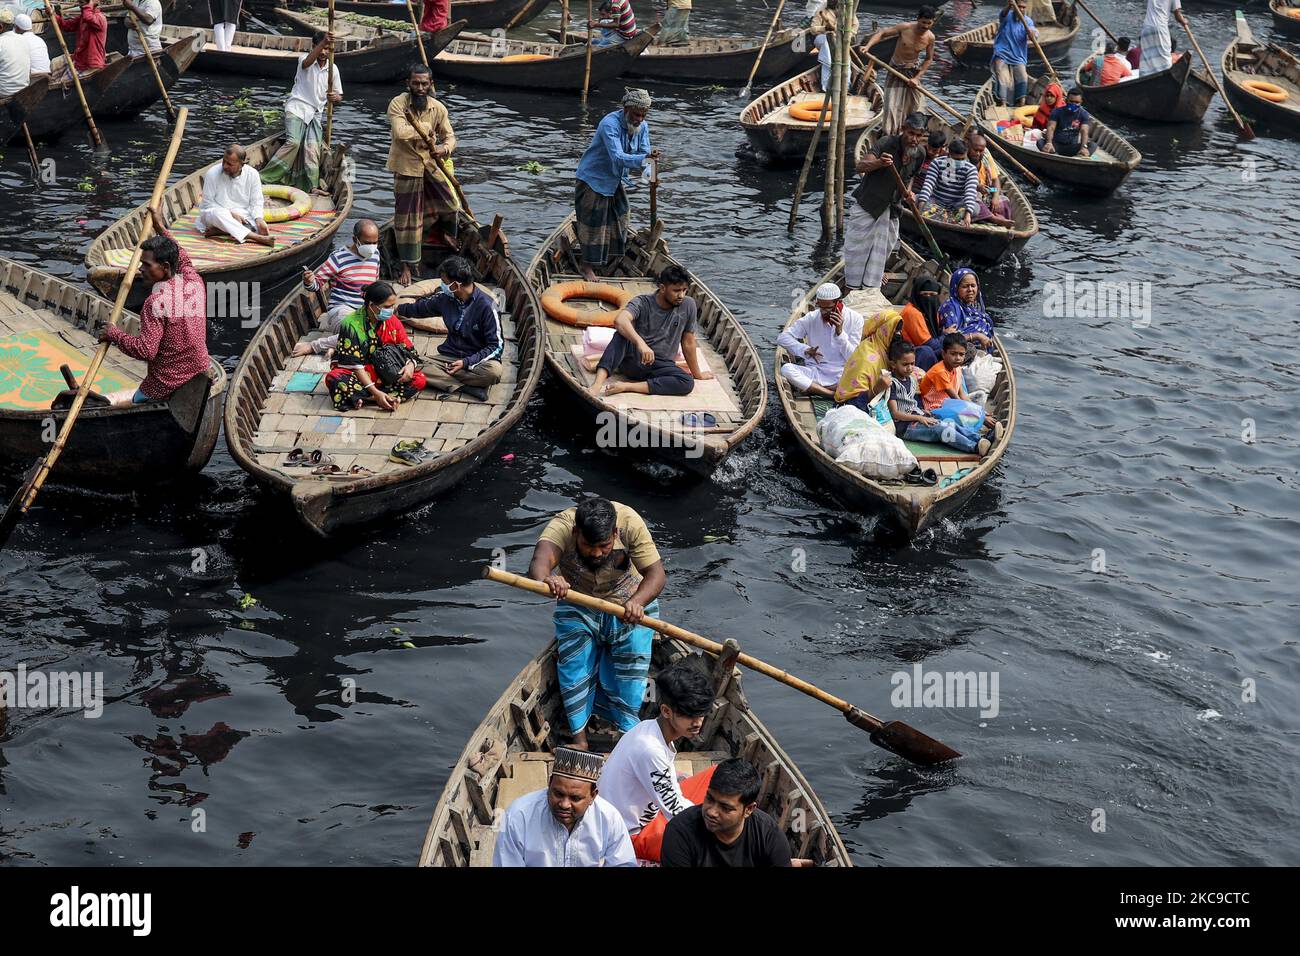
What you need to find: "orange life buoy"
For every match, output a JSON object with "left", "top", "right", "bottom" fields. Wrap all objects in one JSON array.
[
  {"left": 1242, "top": 79, "right": 1288, "bottom": 103},
  {"left": 500, "top": 54, "right": 550, "bottom": 63},
  {"left": 790, "top": 99, "right": 833, "bottom": 122},
  {"left": 540, "top": 281, "right": 635, "bottom": 327}
]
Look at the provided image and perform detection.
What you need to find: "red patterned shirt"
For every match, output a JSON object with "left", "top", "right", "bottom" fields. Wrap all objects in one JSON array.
[{"left": 103, "top": 229, "right": 210, "bottom": 400}]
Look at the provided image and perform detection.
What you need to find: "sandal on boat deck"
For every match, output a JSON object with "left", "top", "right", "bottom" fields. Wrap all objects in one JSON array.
[{"left": 904, "top": 466, "right": 938, "bottom": 486}]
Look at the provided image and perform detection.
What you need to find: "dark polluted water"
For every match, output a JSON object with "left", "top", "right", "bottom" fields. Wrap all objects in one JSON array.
[{"left": 0, "top": 1, "right": 1297, "bottom": 866}]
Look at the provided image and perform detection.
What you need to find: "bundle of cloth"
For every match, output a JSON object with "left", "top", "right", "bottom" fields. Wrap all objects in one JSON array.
[{"left": 818, "top": 404, "right": 918, "bottom": 480}]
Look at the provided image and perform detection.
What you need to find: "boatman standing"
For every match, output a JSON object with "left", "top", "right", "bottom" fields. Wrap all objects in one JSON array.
[
  {"left": 1139, "top": 0, "right": 1187, "bottom": 75},
  {"left": 574, "top": 87, "right": 658, "bottom": 282},
  {"left": 262, "top": 31, "right": 342, "bottom": 196},
  {"left": 493, "top": 748, "right": 636, "bottom": 867},
  {"left": 99, "top": 206, "right": 210, "bottom": 406},
  {"left": 121, "top": 0, "right": 163, "bottom": 58},
  {"left": 387, "top": 63, "right": 460, "bottom": 288},
  {"left": 842, "top": 111, "right": 927, "bottom": 292},
  {"left": 55, "top": 0, "right": 108, "bottom": 74},
  {"left": 528, "top": 496, "right": 666, "bottom": 752},
  {"left": 861, "top": 5, "right": 937, "bottom": 136}
]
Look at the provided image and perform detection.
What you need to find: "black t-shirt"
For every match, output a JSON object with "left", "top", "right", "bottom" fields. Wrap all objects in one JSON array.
[
  {"left": 659, "top": 805, "right": 793, "bottom": 867},
  {"left": 1048, "top": 105, "right": 1091, "bottom": 147},
  {"left": 852, "top": 133, "right": 926, "bottom": 219}
]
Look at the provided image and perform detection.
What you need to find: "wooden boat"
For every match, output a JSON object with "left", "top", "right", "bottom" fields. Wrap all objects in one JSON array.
[
  {"left": 740, "top": 65, "right": 882, "bottom": 166},
  {"left": 945, "top": 0, "right": 1079, "bottom": 67},
  {"left": 158, "top": 19, "right": 465, "bottom": 82},
  {"left": 973, "top": 75, "right": 1141, "bottom": 193},
  {"left": 1074, "top": 52, "right": 1217, "bottom": 123},
  {"left": 305, "top": 0, "right": 553, "bottom": 31},
  {"left": 526, "top": 218, "right": 766, "bottom": 477},
  {"left": 420, "top": 635, "right": 852, "bottom": 866},
  {"left": 775, "top": 248, "right": 1016, "bottom": 535},
  {"left": 85, "top": 133, "right": 354, "bottom": 312},
  {"left": 0, "top": 258, "right": 225, "bottom": 486},
  {"left": 92, "top": 36, "right": 201, "bottom": 119},
  {"left": 544, "top": 26, "right": 813, "bottom": 85},
  {"left": 425, "top": 24, "right": 657, "bottom": 91},
  {"left": 1, "top": 55, "right": 131, "bottom": 144},
  {"left": 29, "top": 0, "right": 178, "bottom": 52},
  {"left": 1272, "top": 0, "right": 1300, "bottom": 40},
  {"left": 1222, "top": 13, "right": 1300, "bottom": 135},
  {"left": 223, "top": 212, "right": 545, "bottom": 536},
  {"left": 856, "top": 116, "right": 1039, "bottom": 265}
]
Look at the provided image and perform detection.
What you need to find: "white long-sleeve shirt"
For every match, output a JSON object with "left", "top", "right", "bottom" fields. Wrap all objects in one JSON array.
[
  {"left": 492, "top": 789, "right": 636, "bottom": 868},
  {"left": 285, "top": 57, "right": 342, "bottom": 124},
  {"left": 0, "top": 31, "right": 31, "bottom": 98},
  {"left": 20, "top": 31, "right": 50, "bottom": 76},
  {"left": 599, "top": 718, "right": 693, "bottom": 835},
  {"left": 200, "top": 162, "right": 265, "bottom": 221},
  {"left": 777, "top": 306, "right": 866, "bottom": 387}
]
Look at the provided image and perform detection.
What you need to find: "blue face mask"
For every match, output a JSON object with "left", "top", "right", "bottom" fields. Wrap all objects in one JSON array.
[
  {"left": 377, "top": 307, "right": 394, "bottom": 321},
  {"left": 1066, "top": 102, "right": 1081, "bottom": 112}
]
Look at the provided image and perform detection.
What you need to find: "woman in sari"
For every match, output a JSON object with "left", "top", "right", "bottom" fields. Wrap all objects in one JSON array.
[
  {"left": 325, "top": 282, "right": 425, "bottom": 412},
  {"left": 834, "top": 308, "right": 904, "bottom": 413},
  {"left": 899, "top": 275, "right": 945, "bottom": 370},
  {"left": 939, "top": 269, "right": 995, "bottom": 352}
]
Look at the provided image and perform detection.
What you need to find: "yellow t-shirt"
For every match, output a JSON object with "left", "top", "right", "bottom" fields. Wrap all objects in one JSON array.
[{"left": 539, "top": 501, "right": 661, "bottom": 571}]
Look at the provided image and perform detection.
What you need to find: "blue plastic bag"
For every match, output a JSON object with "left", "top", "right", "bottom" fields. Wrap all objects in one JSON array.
[{"left": 934, "top": 398, "right": 985, "bottom": 433}]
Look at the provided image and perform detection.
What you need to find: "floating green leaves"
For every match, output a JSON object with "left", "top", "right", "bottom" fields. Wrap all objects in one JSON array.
[
  {"left": 238, "top": 592, "right": 258, "bottom": 610},
  {"left": 517, "top": 161, "right": 547, "bottom": 174}
]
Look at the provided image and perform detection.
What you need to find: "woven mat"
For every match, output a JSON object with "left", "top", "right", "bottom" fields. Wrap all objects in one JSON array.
[
  {"left": 103, "top": 207, "right": 338, "bottom": 270},
  {"left": 0, "top": 329, "right": 134, "bottom": 409},
  {"left": 606, "top": 375, "right": 738, "bottom": 413}
]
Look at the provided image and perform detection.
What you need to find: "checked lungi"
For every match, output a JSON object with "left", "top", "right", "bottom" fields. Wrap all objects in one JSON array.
[
  {"left": 844, "top": 204, "right": 900, "bottom": 290},
  {"left": 394, "top": 165, "right": 461, "bottom": 266},
  {"left": 555, "top": 598, "right": 659, "bottom": 735},
  {"left": 881, "top": 62, "right": 923, "bottom": 137},
  {"left": 1139, "top": 0, "right": 1178, "bottom": 74},
  {"left": 575, "top": 179, "right": 629, "bottom": 269},
  {"left": 260, "top": 113, "right": 324, "bottom": 193}
]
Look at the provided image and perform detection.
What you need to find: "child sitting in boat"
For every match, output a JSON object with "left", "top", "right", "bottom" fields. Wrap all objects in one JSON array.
[{"left": 915, "top": 333, "right": 998, "bottom": 457}]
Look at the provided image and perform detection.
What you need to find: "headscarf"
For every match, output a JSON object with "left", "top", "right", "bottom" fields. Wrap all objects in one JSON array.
[
  {"left": 1033, "top": 82, "right": 1066, "bottom": 129},
  {"left": 938, "top": 268, "right": 994, "bottom": 339},
  {"left": 901, "top": 275, "right": 943, "bottom": 345},
  {"left": 834, "top": 309, "right": 903, "bottom": 404}
]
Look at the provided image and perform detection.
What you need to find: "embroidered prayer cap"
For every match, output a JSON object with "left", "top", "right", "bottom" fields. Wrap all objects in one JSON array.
[
  {"left": 551, "top": 747, "right": 605, "bottom": 784},
  {"left": 903, "top": 111, "right": 930, "bottom": 131},
  {"left": 622, "top": 88, "right": 653, "bottom": 110},
  {"left": 815, "top": 282, "right": 842, "bottom": 301}
]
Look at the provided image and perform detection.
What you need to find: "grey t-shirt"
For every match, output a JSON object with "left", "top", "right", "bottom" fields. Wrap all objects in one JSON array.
[{"left": 625, "top": 293, "right": 697, "bottom": 363}]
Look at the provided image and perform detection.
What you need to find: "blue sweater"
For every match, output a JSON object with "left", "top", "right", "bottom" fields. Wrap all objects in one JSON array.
[
  {"left": 575, "top": 110, "right": 651, "bottom": 197},
  {"left": 397, "top": 286, "right": 503, "bottom": 371}
]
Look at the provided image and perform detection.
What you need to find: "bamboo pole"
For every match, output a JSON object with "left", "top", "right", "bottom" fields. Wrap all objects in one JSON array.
[
  {"left": 42, "top": 0, "right": 102, "bottom": 146},
  {"left": 506, "top": 0, "right": 543, "bottom": 29},
  {"left": 128, "top": 11, "right": 176, "bottom": 121},
  {"left": 787, "top": 92, "right": 833, "bottom": 232},
  {"left": 560, "top": 0, "right": 569, "bottom": 41},
  {"left": 22, "top": 123, "right": 41, "bottom": 182},
  {"left": 581, "top": 0, "right": 594, "bottom": 106},
  {"left": 325, "top": 0, "right": 336, "bottom": 148},
  {"left": 741, "top": 0, "right": 787, "bottom": 98},
  {"left": 406, "top": 0, "right": 429, "bottom": 65},
  {"left": 1074, "top": 0, "right": 1119, "bottom": 45},
  {"left": 0, "top": 108, "right": 189, "bottom": 544},
  {"left": 820, "top": 14, "right": 842, "bottom": 237}
]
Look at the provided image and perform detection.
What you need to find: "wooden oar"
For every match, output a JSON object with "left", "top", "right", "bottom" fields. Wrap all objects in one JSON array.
[
  {"left": 560, "top": 0, "right": 570, "bottom": 43},
  {"left": 324, "top": 0, "right": 337, "bottom": 148},
  {"left": 506, "top": 0, "right": 543, "bottom": 30},
  {"left": 1183, "top": 14, "right": 1254, "bottom": 140},
  {"left": 22, "top": 123, "right": 42, "bottom": 183},
  {"left": 0, "top": 108, "right": 188, "bottom": 550},
  {"left": 648, "top": 154, "right": 659, "bottom": 228},
  {"left": 128, "top": 12, "right": 177, "bottom": 121},
  {"left": 1073, "top": 0, "right": 1118, "bottom": 44},
  {"left": 581, "top": 0, "right": 593, "bottom": 106},
  {"left": 887, "top": 159, "right": 950, "bottom": 269},
  {"left": 786, "top": 98, "right": 832, "bottom": 231},
  {"left": 406, "top": 0, "right": 429, "bottom": 65},
  {"left": 1010, "top": 0, "right": 1059, "bottom": 84},
  {"left": 42, "top": 0, "right": 103, "bottom": 147},
  {"left": 741, "top": 0, "right": 787, "bottom": 99},
  {"left": 484, "top": 567, "right": 962, "bottom": 766},
  {"left": 403, "top": 107, "right": 474, "bottom": 218},
  {"left": 857, "top": 49, "right": 1043, "bottom": 187}
]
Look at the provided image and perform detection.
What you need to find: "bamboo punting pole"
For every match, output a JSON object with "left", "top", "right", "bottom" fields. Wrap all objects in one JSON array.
[
  {"left": 741, "top": 0, "right": 787, "bottom": 98},
  {"left": 581, "top": 0, "right": 594, "bottom": 106},
  {"left": 325, "top": 0, "right": 337, "bottom": 147},
  {"left": 42, "top": 0, "right": 102, "bottom": 146},
  {"left": 128, "top": 12, "right": 176, "bottom": 121},
  {"left": 406, "top": 0, "right": 429, "bottom": 65},
  {"left": 787, "top": 93, "right": 833, "bottom": 232}
]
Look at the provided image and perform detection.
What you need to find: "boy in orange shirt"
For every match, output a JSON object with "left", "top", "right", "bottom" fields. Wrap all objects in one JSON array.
[{"left": 914, "top": 333, "right": 994, "bottom": 456}]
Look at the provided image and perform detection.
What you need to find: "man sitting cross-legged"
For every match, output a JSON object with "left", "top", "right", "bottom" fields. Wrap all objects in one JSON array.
[
  {"left": 197, "top": 144, "right": 275, "bottom": 248},
  {"left": 777, "top": 282, "right": 866, "bottom": 398},
  {"left": 587, "top": 264, "right": 713, "bottom": 399}
]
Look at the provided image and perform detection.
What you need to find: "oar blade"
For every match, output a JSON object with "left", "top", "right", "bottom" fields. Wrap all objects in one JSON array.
[
  {"left": 0, "top": 463, "right": 39, "bottom": 551},
  {"left": 870, "top": 720, "right": 962, "bottom": 766}
]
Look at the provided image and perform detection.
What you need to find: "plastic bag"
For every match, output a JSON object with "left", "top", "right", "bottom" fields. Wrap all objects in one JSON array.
[
  {"left": 835, "top": 429, "right": 918, "bottom": 480},
  {"left": 934, "top": 398, "right": 986, "bottom": 433},
  {"left": 818, "top": 405, "right": 882, "bottom": 457},
  {"left": 966, "top": 352, "right": 1002, "bottom": 395}
]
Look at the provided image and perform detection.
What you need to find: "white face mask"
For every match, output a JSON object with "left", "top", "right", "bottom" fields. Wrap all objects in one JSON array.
[{"left": 356, "top": 242, "right": 378, "bottom": 258}]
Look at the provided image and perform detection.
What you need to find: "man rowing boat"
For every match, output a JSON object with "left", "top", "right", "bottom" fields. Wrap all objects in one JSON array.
[
  {"left": 1140, "top": 0, "right": 1187, "bottom": 75},
  {"left": 261, "top": 31, "right": 342, "bottom": 196}
]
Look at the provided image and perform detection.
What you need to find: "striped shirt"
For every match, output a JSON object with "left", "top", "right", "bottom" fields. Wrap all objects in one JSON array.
[
  {"left": 601, "top": 0, "right": 637, "bottom": 39},
  {"left": 308, "top": 245, "right": 380, "bottom": 312},
  {"left": 916, "top": 157, "right": 979, "bottom": 217}
]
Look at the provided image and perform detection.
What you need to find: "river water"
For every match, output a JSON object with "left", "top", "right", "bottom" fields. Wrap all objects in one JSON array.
[{"left": 0, "top": 0, "right": 1297, "bottom": 866}]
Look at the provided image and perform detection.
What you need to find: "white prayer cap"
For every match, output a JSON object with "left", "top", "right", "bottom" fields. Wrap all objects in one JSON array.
[
  {"left": 815, "top": 282, "right": 842, "bottom": 301},
  {"left": 14, "top": 13, "right": 33, "bottom": 30}
]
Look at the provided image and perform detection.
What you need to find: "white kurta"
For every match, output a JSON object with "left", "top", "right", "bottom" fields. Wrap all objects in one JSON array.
[
  {"left": 126, "top": 0, "right": 163, "bottom": 57},
  {"left": 777, "top": 306, "right": 866, "bottom": 390},
  {"left": 198, "top": 163, "right": 266, "bottom": 243},
  {"left": 0, "top": 31, "right": 31, "bottom": 98},
  {"left": 1140, "top": 0, "right": 1181, "bottom": 74},
  {"left": 492, "top": 789, "right": 636, "bottom": 867},
  {"left": 20, "top": 31, "right": 50, "bottom": 75},
  {"left": 285, "top": 58, "right": 342, "bottom": 124}
]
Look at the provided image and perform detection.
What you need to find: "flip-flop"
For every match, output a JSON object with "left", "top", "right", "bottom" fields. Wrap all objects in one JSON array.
[
  {"left": 283, "top": 448, "right": 308, "bottom": 467},
  {"left": 904, "top": 466, "right": 938, "bottom": 486},
  {"left": 310, "top": 450, "right": 334, "bottom": 466},
  {"left": 312, "top": 464, "right": 341, "bottom": 476},
  {"left": 939, "top": 467, "right": 975, "bottom": 489},
  {"left": 681, "top": 412, "right": 717, "bottom": 428}
]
